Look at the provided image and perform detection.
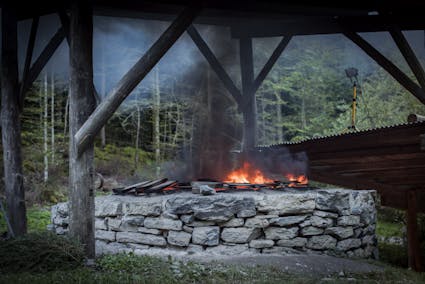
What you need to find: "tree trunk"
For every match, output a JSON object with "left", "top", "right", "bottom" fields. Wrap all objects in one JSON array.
[
  {"left": 153, "top": 67, "right": 161, "bottom": 177},
  {"left": 68, "top": 1, "right": 96, "bottom": 258},
  {"left": 134, "top": 91, "right": 141, "bottom": 170},
  {"left": 43, "top": 73, "right": 49, "bottom": 182},
  {"left": 1, "top": 5, "right": 27, "bottom": 236},
  {"left": 51, "top": 69, "right": 55, "bottom": 164},
  {"left": 276, "top": 95, "right": 283, "bottom": 144},
  {"left": 100, "top": 38, "right": 106, "bottom": 148}
]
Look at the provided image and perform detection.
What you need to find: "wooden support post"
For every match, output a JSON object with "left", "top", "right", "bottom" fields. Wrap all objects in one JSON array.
[
  {"left": 187, "top": 25, "right": 242, "bottom": 105},
  {"left": 69, "top": 0, "right": 96, "bottom": 258},
  {"left": 344, "top": 31, "right": 425, "bottom": 105},
  {"left": 239, "top": 37, "right": 257, "bottom": 153},
  {"left": 406, "top": 190, "right": 424, "bottom": 271},
  {"left": 1, "top": 5, "right": 27, "bottom": 236},
  {"left": 75, "top": 6, "right": 200, "bottom": 156},
  {"left": 390, "top": 27, "right": 425, "bottom": 91}
]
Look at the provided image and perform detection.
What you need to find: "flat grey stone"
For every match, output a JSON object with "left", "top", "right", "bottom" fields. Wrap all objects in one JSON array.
[
  {"left": 315, "top": 190, "right": 350, "bottom": 213},
  {"left": 167, "top": 231, "right": 192, "bottom": 247},
  {"left": 301, "top": 226, "right": 324, "bottom": 236},
  {"left": 95, "top": 240, "right": 130, "bottom": 255},
  {"left": 186, "top": 221, "right": 215, "bottom": 227},
  {"left": 194, "top": 209, "right": 234, "bottom": 222},
  {"left": 107, "top": 218, "right": 122, "bottom": 231},
  {"left": 336, "top": 238, "right": 362, "bottom": 251},
  {"left": 180, "top": 214, "right": 194, "bottom": 224},
  {"left": 220, "top": 218, "right": 244, "bottom": 227},
  {"left": 337, "top": 215, "right": 360, "bottom": 226},
  {"left": 206, "top": 244, "right": 250, "bottom": 255},
  {"left": 269, "top": 215, "right": 308, "bottom": 227},
  {"left": 256, "top": 193, "right": 316, "bottom": 215},
  {"left": 237, "top": 209, "right": 257, "bottom": 218},
  {"left": 244, "top": 216, "right": 270, "bottom": 228},
  {"left": 144, "top": 217, "right": 183, "bottom": 231},
  {"left": 264, "top": 227, "right": 299, "bottom": 240},
  {"left": 324, "top": 227, "right": 354, "bottom": 239},
  {"left": 313, "top": 211, "right": 338, "bottom": 218},
  {"left": 126, "top": 201, "right": 162, "bottom": 216},
  {"left": 200, "top": 185, "right": 216, "bottom": 195},
  {"left": 249, "top": 239, "right": 275, "bottom": 248},
  {"left": 307, "top": 235, "right": 337, "bottom": 250},
  {"left": 183, "top": 225, "right": 194, "bottom": 233},
  {"left": 95, "top": 218, "right": 107, "bottom": 230},
  {"left": 221, "top": 227, "right": 261, "bottom": 243},
  {"left": 95, "top": 199, "right": 123, "bottom": 217},
  {"left": 309, "top": 216, "right": 334, "bottom": 228},
  {"left": 137, "top": 227, "right": 161, "bottom": 235},
  {"left": 276, "top": 237, "right": 307, "bottom": 247},
  {"left": 95, "top": 230, "right": 116, "bottom": 242},
  {"left": 192, "top": 226, "right": 220, "bottom": 246},
  {"left": 116, "top": 232, "right": 166, "bottom": 247}
]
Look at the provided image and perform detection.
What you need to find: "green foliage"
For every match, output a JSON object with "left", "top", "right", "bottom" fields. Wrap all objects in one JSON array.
[
  {"left": 377, "top": 221, "right": 404, "bottom": 239},
  {"left": 0, "top": 232, "right": 84, "bottom": 273},
  {"left": 0, "top": 206, "right": 51, "bottom": 234},
  {"left": 95, "top": 144, "right": 154, "bottom": 177}
]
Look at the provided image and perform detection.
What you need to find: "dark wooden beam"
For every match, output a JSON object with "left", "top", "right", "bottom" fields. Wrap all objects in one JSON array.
[
  {"left": 252, "top": 35, "right": 292, "bottom": 94},
  {"left": 68, "top": 0, "right": 96, "bottom": 258},
  {"left": 25, "top": 27, "right": 66, "bottom": 92},
  {"left": 187, "top": 25, "right": 242, "bottom": 105},
  {"left": 19, "top": 16, "right": 39, "bottom": 108},
  {"left": 343, "top": 31, "right": 425, "bottom": 105},
  {"left": 390, "top": 26, "right": 425, "bottom": 91},
  {"left": 75, "top": 6, "right": 200, "bottom": 156},
  {"left": 1, "top": 4, "right": 27, "bottom": 236},
  {"left": 239, "top": 37, "right": 257, "bottom": 152},
  {"left": 406, "top": 190, "right": 424, "bottom": 271}
]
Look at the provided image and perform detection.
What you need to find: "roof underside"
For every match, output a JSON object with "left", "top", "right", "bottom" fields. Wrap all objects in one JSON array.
[
  {"left": 259, "top": 121, "right": 425, "bottom": 211},
  {"left": 8, "top": 1, "right": 425, "bottom": 37}
]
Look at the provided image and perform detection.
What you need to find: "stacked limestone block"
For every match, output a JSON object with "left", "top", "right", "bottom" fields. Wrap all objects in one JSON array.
[{"left": 50, "top": 189, "right": 377, "bottom": 258}]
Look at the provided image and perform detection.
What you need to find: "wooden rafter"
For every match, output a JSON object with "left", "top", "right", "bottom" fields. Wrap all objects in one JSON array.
[
  {"left": 343, "top": 30, "right": 425, "bottom": 105},
  {"left": 19, "top": 16, "right": 39, "bottom": 108},
  {"left": 75, "top": 6, "right": 201, "bottom": 156},
  {"left": 25, "top": 27, "right": 66, "bottom": 94},
  {"left": 389, "top": 26, "right": 425, "bottom": 91},
  {"left": 252, "top": 35, "right": 292, "bottom": 94},
  {"left": 187, "top": 25, "right": 243, "bottom": 105}
]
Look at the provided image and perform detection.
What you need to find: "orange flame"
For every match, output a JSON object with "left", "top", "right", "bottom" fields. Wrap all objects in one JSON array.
[
  {"left": 286, "top": 173, "right": 308, "bottom": 187},
  {"left": 225, "top": 162, "right": 273, "bottom": 184}
]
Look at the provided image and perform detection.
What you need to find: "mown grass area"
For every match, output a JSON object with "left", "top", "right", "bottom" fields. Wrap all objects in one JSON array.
[{"left": 0, "top": 205, "right": 51, "bottom": 233}]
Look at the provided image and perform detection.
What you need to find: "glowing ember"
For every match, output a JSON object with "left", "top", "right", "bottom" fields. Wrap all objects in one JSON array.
[
  {"left": 286, "top": 173, "right": 308, "bottom": 187},
  {"left": 225, "top": 162, "right": 273, "bottom": 184}
]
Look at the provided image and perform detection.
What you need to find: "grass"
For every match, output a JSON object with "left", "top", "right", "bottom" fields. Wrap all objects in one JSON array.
[
  {"left": 0, "top": 253, "right": 425, "bottom": 284},
  {"left": 376, "top": 221, "right": 404, "bottom": 238},
  {"left": 0, "top": 205, "right": 51, "bottom": 234}
]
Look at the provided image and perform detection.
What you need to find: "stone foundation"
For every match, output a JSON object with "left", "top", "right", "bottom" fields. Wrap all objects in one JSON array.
[{"left": 51, "top": 188, "right": 377, "bottom": 259}]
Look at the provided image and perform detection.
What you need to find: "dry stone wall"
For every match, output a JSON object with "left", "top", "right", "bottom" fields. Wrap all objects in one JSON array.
[{"left": 51, "top": 189, "right": 377, "bottom": 259}]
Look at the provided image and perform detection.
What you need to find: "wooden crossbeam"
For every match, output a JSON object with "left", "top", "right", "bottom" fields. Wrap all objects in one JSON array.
[
  {"left": 187, "top": 25, "right": 242, "bottom": 105},
  {"left": 252, "top": 35, "right": 292, "bottom": 94},
  {"left": 25, "top": 27, "right": 66, "bottom": 93},
  {"left": 19, "top": 16, "right": 39, "bottom": 108},
  {"left": 390, "top": 26, "right": 425, "bottom": 91},
  {"left": 75, "top": 6, "right": 200, "bottom": 156},
  {"left": 344, "top": 31, "right": 425, "bottom": 105}
]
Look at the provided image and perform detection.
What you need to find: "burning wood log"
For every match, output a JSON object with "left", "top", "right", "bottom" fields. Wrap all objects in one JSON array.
[
  {"left": 112, "top": 178, "right": 167, "bottom": 195},
  {"left": 143, "top": 180, "right": 177, "bottom": 194}
]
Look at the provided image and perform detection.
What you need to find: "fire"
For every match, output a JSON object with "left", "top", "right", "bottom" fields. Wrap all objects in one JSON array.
[
  {"left": 286, "top": 173, "right": 308, "bottom": 187},
  {"left": 225, "top": 162, "right": 273, "bottom": 184}
]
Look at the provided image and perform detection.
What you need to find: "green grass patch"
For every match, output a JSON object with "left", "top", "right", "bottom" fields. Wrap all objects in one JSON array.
[
  {"left": 376, "top": 220, "right": 404, "bottom": 238},
  {"left": 0, "top": 206, "right": 51, "bottom": 233}
]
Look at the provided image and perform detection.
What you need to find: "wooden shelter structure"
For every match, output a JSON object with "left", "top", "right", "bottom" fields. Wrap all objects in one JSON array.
[{"left": 1, "top": 0, "right": 425, "bottom": 270}]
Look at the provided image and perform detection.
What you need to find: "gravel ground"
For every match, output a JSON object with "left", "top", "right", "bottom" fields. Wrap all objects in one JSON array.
[{"left": 188, "top": 254, "right": 384, "bottom": 276}]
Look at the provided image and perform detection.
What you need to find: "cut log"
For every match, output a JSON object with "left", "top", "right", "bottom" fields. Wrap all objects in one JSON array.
[
  {"left": 406, "top": 190, "right": 424, "bottom": 271},
  {"left": 407, "top": 113, "right": 425, "bottom": 123}
]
